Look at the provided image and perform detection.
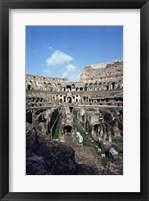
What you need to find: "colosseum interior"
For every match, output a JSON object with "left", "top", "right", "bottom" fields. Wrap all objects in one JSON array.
[{"left": 26, "top": 60, "right": 123, "bottom": 175}]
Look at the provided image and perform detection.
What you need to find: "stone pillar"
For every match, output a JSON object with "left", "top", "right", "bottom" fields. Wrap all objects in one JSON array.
[
  {"left": 103, "top": 132, "right": 107, "bottom": 141},
  {"left": 100, "top": 127, "right": 104, "bottom": 138},
  {"left": 113, "top": 127, "right": 121, "bottom": 136},
  {"left": 108, "top": 131, "right": 112, "bottom": 142}
]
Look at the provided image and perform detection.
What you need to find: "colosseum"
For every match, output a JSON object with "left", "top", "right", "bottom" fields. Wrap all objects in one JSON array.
[{"left": 26, "top": 60, "right": 123, "bottom": 175}]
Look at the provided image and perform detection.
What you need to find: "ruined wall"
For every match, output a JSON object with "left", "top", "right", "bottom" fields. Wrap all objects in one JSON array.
[
  {"left": 74, "top": 107, "right": 123, "bottom": 143},
  {"left": 80, "top": 60, "right": 123, "bottom": 84},
  {"left": 26, "top": 60, "right": 123, "bottom": 141},
  {"left": 26, "top": 61, "right": 123, "bottom": 92},
  {"left": 26, "top": 60, "right": 123, "bottom": 108},
  {"left": 26, "top": 107, "right": 60, "bottom": 138}
]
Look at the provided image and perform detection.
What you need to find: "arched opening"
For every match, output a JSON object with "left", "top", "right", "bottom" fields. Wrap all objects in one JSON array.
[
  {"left": 27, "top": 85, "right": 31, "bottom": 90},
  {"left": 72, "top": 84, "right": 75, "bottom": 88},
  {"left": 72, "top": 84, "right": 75, "bottom": 91},
  {"left": 36, "top": 98, "right": 39, "bottom": 102},
  {"left": 26, "top": 111, "right": 32, "bottom": 124},
  {"left": 66, "top": 85, "right": 71, "bottom": 91},
  {"left": 57, "top": 83, "right": 61, "bottom": 91},
  {"left": 69, "top": 107, "right": 73, "bottom": 113},
  {"left": 94, "top": 124, "right": 100, "bottom": 133},
  {"left": 84, "top": 84, "right": 88, "bottom": 91},
  {"left": 62, "top": 87, "right": 66, "bottom": 91},
  {"left": 67, "top": 97, "right": 72, "bottom": 103},
  {"left": 94, "top": 83, "right": 98, "bottom": 90},
  {"left": 112, "top": 82, "right": 115, "bottom": 89},
  {"left": 76, "top": 87, "right": 79, "bottom": 91},
  {"left": 64, "top": 125, "right": 72, "bottom": 133},
  {"left": 80, "top": 87, "right": 83, "bottom": 91},
  {"left": 89, "top": 83, "right": 93, "bottom": 91},
  {"left": 104, "top": 112, "right": 112, "bottom": 124}
]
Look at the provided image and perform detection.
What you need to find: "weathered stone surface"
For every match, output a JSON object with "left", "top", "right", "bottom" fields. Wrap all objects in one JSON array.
[
  {"left": 26, "top": 123, "right": 100, "bottom": 175},
  {"left": 103, "top": 157, "right": 123, "bottom": 175},
  {"left": 72, "top": 145, "right": 101, "bottom": 166},
  {"left": 26, "top": 60, "right": 123, "bottom": 108}
]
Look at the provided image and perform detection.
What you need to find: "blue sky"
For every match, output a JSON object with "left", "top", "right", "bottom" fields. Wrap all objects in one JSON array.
[{"left": 26, "top": 26, "right": 123, "bottom": 81}]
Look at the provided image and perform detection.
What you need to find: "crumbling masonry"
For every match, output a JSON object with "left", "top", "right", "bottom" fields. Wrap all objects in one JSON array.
[{"left": 26, "top": 60, "right": 123, "bottom": 145}]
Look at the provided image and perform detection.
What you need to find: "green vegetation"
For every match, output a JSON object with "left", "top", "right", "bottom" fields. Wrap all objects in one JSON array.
[
  {"left": 74, "top": 120, "right": 123, "bottom": 162},
  {"left": 112, "top": 136, "right": 123, "bottom": 144},
  {"left": 53, "top": 118, "right": 61, "bottom": 139},
  {"left": 74, "top": 120, "right": 96, "bottom": 147},
  {"left": 101, "top": 156, "right": 110, "bottom": 166},
  {"left": 111, "top": 144, "right": 123, "bottom": 153}
]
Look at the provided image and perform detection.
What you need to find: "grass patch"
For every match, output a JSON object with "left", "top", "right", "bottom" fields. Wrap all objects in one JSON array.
[
  {"left": 112, "top": 136, "right": 123, "bottom": 144},
  {"left": 101, "top": 156, "right": 110, "bottom": 166},
  {"left": 74, "top": 120, "right": 96, "bottom": 147}
]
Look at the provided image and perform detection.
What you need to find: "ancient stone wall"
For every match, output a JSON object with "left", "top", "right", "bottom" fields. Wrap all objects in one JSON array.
[
  {"left": 26, "top": 60, "right": 123, "bottom": 108},
  {"left": 73, "top": 107, "right": 123, "bottom": 143},
  {"left": 26, "top": 60, "right": 123, "bottom": 143}
]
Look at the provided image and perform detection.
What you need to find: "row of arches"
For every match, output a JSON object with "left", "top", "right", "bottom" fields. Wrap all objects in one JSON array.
[
  {"left": 26, "top": 95, "right": 123, "bottom": 108},
  {"left": 26, "top": 80, "right": 123, "bottom": 92}
]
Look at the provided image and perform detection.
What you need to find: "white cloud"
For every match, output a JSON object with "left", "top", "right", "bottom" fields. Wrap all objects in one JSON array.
[
  {"left": 46, "top": 50, "right": 80, "bottom": 81},
  {"left": 62, "top": 71, "right": 68, "bottom": 77},
  {"left": 62, "top": 64, "right": 80, "bottom": 81},
  {"left": 64, "top": 63, "right": 77, "bottom": 72},
  {"left": 46, "top": 50, "right": 73, "bottom": 66}
]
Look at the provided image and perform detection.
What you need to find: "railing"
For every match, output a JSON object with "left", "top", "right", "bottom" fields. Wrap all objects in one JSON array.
[{"left": 26, "top": 103, "right": 123, "bottom": 110}]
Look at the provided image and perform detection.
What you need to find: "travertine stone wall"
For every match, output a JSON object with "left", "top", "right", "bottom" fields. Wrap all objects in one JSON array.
[
  {"left": 26, "top": 60, "right": 123, "bottom": 107},
  {"left": 26, "top": 60, "right": 123, "bottom": 142}
]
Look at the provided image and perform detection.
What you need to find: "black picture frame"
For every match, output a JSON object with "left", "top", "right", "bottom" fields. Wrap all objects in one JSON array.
[{"left": 0, "top": 0, "right": 149, "bottom": 200}]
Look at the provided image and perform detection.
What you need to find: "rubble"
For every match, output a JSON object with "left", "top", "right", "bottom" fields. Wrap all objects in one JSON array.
[{"left": 26, "top": 124, "right": 101, "bottom": 175}]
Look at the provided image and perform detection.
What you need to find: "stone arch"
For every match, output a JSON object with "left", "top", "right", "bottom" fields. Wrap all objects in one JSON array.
[
  {"left": 63, "top": 96, "right": 66, "bottom": 102},
  {"left": 89, "top": 83, "right": 93, "bottom": 91},
  {"left": 64, "top": 125, "right": 72, "bottom": 133},
  {"left": 57, "top": 83, "right": 61, "bottom": 91},
  {"left": 80, "top": 87, "right": 83, "bottom": 91},
  {"left": 83, "top": 96, "right": 86, "bottom": 101},
  {"left": 111, "top": 82, "right": 115, "bottom": 89},
  {"left": 67, "top": 97, "right": 72, "bottom": 103},
  {"left": 98, "top": 82, "right": 102, "bottom": 91},
  {"left": 27, "top": 85, "right": 31, "bottom": 90},
  {"left": 72, "top": 84, "right": 75, "bottom": 91},
  {"left": 106, "top": 85, "right": 109, "bottom": 90},
  {"left": 62, "top": 87, "right": 66, "bottom": 91},
  {"left": 66, "top": 85, "right": 71, "bottom": 91},
  {"left": 59, "top": 98, "right": 63, "bottom": 103},
  {"left": 84, "top": 83, "right": 88, "bottom": 91},
  {"left": 93, "top": 124, "right": 100, "bottom": 133},
  {"left": 94, "top": 82, "right": 98, "bottom": 90}
]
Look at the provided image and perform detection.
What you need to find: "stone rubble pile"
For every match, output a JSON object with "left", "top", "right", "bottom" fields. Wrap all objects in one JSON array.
[{"left": 26, "top": 123, "right": 100, "bottom": 175}]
